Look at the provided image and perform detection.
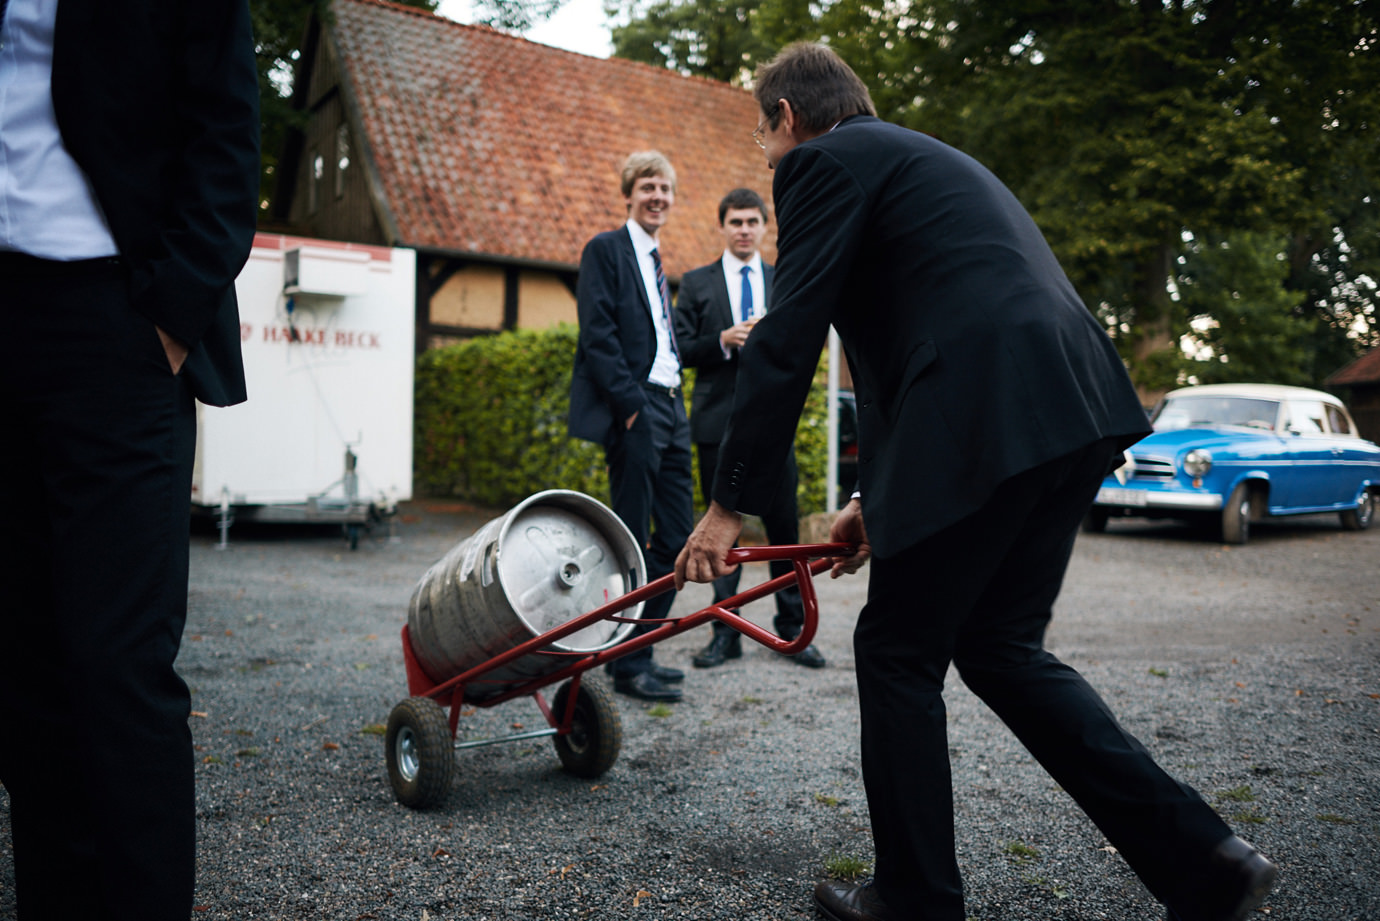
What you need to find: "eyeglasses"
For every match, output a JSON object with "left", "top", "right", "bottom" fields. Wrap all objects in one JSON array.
[{"left": 752, "top": 108, "right": 779, "bottom": 149}]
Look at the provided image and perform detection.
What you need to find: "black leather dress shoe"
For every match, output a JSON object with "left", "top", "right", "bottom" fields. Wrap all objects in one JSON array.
[
  {"left": 692, "top": 631, "right": 742, "bottom": 668},
  {"left": 789, "top": 643, "right": 827, "bottom": 669},
  {"left": 612, "top": 671, "right": 683, "bottom": 702},
  {"left": 1166, "top": 835, "right": 1278, "bottom": 921},
  {"left": 813, "top": 879, "right": 903, "bottom": 921},
  {"left": 648, "top": 663, "right": 684, "bottom": 683}
]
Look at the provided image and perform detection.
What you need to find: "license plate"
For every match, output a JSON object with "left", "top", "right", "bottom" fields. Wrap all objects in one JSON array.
[{"left": 1097, "top": 487, "right": 1147, "bottom": 507}]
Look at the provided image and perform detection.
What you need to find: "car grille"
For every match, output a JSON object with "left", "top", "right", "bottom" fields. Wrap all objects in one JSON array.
[{"left": 1128, "top": 454, "right": 1176, "bottom": 481}]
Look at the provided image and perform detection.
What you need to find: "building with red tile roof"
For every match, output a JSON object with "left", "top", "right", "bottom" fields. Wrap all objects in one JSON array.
[
  {"left": 272, "top": 0, "right": 778, "bottom": 352},
  {"left": 1327, "top": 347, "right": 1380, "bottom": 443}
]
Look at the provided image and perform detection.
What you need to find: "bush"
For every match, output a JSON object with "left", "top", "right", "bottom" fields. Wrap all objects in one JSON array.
[
  {"left": 413, "top": 324, "right": 837, "bottom": 516},
  {"left": 413, "top": 324, "right": 608, "bottom": 507}
]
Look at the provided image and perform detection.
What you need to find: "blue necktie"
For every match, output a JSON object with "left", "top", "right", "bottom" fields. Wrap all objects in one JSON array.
[{"left": 740, "top": 265, "right": 753, "bottom": 322}]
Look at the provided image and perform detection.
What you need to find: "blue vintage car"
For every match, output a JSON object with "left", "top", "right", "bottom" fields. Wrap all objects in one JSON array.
[{"left": 1086, "top": 383, "right": 1380, "bottom": 543}]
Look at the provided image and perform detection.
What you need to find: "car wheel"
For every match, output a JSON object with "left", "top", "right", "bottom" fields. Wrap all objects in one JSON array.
[
  {"left": 1220, "top": 482, "right": 1254, "bottom": 545},
  {"left": 1340, "top": 489, "right": 1374, "bottom": 531},
  {"left": 1081, "top": 508, "right": 1110, "bottom": 533}
]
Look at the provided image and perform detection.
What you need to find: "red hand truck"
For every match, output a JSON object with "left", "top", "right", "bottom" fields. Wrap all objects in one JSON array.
[{"left": 385, "top": 543, "right": 851, "bottom": 809}]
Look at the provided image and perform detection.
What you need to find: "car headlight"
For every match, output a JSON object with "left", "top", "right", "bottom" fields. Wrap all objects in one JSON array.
[{"left": 1182, "top": 449, "right": 1213, "bottom": 477}]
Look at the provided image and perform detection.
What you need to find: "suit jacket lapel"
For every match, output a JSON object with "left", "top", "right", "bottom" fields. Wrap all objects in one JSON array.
[
  {"left": 712, "top": 264, "right": 736, "bottom": 327},
  {"left": 618, "top": 227, "right": 655, "bottom": 322}
]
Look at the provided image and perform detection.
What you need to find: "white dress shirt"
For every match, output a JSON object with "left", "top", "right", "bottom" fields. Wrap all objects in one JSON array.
[
  {"left": 625, "top": 219, "right": 681, "bottom": 388},
  {"left": 722, "top": 250, "right": 765, "bottom": 324},
  {"left": 718, "top": 250, "right": 765, "bottom": 357}
]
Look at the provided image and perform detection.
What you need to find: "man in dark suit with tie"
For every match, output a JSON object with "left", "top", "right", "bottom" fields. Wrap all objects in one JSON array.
[
  {"left": 0, "top": 1, "right": 260, "bottom": 918},
  {"left": 676, "top": 43, "right": 1276, "bottom": 921},
  {"left": 673, "top": 187, "right": 824, "bottom": 670},
  {"left": 568, "top": 151, "right": 694, "bottom": 702}
]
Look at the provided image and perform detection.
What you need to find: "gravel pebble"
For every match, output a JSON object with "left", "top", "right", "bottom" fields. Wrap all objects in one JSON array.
[{"left": 3, "top": 504, "right": 1377, "bottom": 920}]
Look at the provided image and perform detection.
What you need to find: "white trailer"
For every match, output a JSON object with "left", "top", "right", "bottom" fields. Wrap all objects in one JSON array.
[{"left": 192, "top": 234, "right": 416, "bottom": 547}]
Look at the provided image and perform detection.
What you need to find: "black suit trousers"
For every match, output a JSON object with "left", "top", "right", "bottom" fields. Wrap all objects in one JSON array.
[
  {"left": 604, "top": 386, "right": 695, "bottom": 678},
  {"left": 0, "top": 261, "right": 198, "bottom": 920},
  {"left": 855, "top": 439, "right": 1231, "bottom": 918},
  {"left": 695, "top": 441, "right": 805, "bottom": 638}
]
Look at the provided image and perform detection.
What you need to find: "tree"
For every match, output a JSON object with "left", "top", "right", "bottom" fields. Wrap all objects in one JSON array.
[
  {"left": 1176, "top": 232, "right": 1319, "bottom": 386},
  {"left": 607, "top": 0, "right": 774, "bottom": 83},
  {"left": 609, "top": 0, "right": 1380, "bottom": 397},
  {"left": 470, "top": 0, "right": 564, "bottom": 31},
  {"left": 903, "top": 0, "right": 1377, "bottom": 398}
]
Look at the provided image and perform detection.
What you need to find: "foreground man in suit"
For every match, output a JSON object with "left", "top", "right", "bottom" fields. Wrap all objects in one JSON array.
[
  {"left": 674, "top": 187, "right": 824, "bottom": 670},
  {"left": 0, "top": 1, "right": 260, "bottom": 918},
  {"left": 568, "top": 151, "right": 693, "bottom": 702},
  {"left": 675, "top": 42, "right": 1276, "bottom": 921}
]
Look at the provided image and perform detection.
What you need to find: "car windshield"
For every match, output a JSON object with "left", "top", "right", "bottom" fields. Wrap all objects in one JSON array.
[{"left": 1152, "top": 396, "right": 1280, "bottom": 432}]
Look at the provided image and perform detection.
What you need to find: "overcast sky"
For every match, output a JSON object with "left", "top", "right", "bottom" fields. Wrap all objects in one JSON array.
[{"left": 435, "top": 0, "right": 615, "bottom": 58}]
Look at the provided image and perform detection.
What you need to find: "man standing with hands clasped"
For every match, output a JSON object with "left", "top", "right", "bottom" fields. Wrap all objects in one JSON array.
[
  {"left": 674, "top": 187, "right": 824, "bottom": 670},
  {"left": 675, "top": 42, "right": 1276, "bottom": 921}
]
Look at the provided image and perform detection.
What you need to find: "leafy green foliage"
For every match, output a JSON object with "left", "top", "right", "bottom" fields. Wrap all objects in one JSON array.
[
  {"left": 413, "top": 325, "right": 839, "bottom": 514},
  {"left": 1004, "top": 840, "right": 1041, "bottom": 864},
  {"left": 414, "top": 325, "right": 610, "bottom": 508},
  {"left": 822, "top": 853, "right": 871, "bottom": 880},
  {"left": 609, "top": 0, "right": 1379, "bottom": 393},
  {"left": 470, "top": 0, "right": 565, "bottom": 31},
  {"left": 1176, "top": 232, "right": 1320, "bottom": 386},
  {"left": 607, "top": 0, "right": 774, "bottom": 83}
]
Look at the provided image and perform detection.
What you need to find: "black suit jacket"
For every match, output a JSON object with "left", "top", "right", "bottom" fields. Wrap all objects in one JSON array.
[
  {"left": 713, "top": 116, "right": 1150, "bottom": 557},
  {"left": 50, "top": 0, "right": 260, "bottom": 407},
  {"left": 673, "top": 259, "right": 774, "bottom": 445},
  {"left": 568, "top": 226, "right": 664, "bottom": 445}
]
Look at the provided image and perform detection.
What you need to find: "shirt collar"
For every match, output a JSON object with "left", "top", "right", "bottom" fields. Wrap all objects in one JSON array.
[
  {"left": 625, "top": 219, "right": 660, "bottom": 258},
  {"left": 721, "top": 251, "right": 762, "bottom": 274}
]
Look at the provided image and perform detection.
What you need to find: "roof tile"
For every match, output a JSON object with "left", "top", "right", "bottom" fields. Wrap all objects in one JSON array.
[
  {"left": 1327, "top": 347, "right": 1380, "bottom": 386},
  {"left": 329, "top": 0, "right": 777, "bottom": 278}
]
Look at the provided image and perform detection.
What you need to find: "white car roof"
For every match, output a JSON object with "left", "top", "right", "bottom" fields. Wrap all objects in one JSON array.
[{"left": 1165, "top": 383, "right": 1344, "bottom": 406}]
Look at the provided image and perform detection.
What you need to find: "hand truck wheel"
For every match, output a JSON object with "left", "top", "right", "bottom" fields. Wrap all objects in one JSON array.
[
  {"left": 551, "top": 679, "right": 622, "bottom": 778},
  {"left": 386, "top": 696, "right": 454, "bottom": 809}
]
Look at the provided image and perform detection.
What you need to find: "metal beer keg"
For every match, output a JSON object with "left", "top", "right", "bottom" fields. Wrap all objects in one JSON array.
[{"left": 406, "top": 490, "right": 645, "bottom": 700}]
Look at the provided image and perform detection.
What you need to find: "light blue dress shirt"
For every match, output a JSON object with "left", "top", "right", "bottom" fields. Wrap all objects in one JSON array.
[{"left": 0, "top": 0, "right": 119, "bottom": 259}]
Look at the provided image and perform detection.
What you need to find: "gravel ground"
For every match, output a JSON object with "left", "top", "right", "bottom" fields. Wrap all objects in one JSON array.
[{"left": 2, "top": 502, "right": 1377, "bottom": 920}]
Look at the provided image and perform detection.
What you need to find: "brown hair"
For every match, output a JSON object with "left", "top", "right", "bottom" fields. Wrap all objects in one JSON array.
[
  {"left": 753, "top": 43, "right": 876, "bottom": 135},
  {"left": 620, "top": 150, "right": 677, "bottom": 198},
  {"left": 718, "top": 187, "right": 767, "bottom": 224}
]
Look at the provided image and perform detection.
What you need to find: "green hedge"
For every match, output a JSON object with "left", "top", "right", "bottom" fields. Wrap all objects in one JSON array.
[{"left": 414, "top": 324, "right": 835, "bottom": 515}]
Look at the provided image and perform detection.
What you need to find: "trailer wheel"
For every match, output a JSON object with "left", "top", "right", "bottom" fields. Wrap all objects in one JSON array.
[
  {"left": 552, "top": 679, "right": 621, "bottom": 778},
  {"left": 386, "top": 697, "right": 454, "bottom": 809}
]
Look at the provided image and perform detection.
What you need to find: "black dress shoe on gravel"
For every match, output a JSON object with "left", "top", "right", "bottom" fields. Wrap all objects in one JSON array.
[
  {"left": 1166, "top": 835, "right": 1278, "bottom": 921},
  {"left": 692, "top": 631, "right": 742, "bottom": 668},
  {"left": 613, "top": 671, "right": 683, "bottom": 702},
  {"left": 648, "top": 663, "right": 684, "bottom": 683},
  {"left": 813, "top": 879, "right": 903, "bottom": 921},
  {"left": 789, "top": 643, "right": 827, "bottom": 669}
]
